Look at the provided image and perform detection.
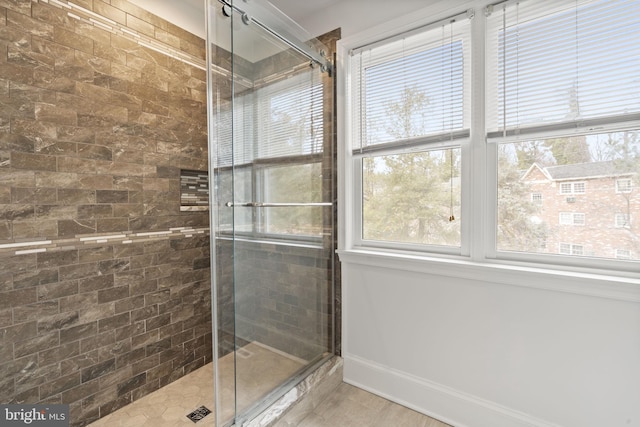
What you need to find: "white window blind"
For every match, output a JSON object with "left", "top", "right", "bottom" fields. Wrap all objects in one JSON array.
[
  {"left": 216, "top": 68, "right": 323, "bottom": 167},
  {"left": 256, "top": 69, "right": 324, "bottom": 159},
  {"left": 350, "top": 13, "right": 472, "bottom": 153},
  {"left": 486, "top": 0, "right": 640, "bottom": 138}
]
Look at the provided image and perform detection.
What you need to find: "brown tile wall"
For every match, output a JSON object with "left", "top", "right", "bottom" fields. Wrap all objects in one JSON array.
[{"left": 0, "top": 1, "right": 211, "bottom": 426}]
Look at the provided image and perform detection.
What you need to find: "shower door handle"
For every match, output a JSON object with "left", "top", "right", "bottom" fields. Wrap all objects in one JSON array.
[{"left": 225, "top": 202, "right": 332, "bottom": 207}]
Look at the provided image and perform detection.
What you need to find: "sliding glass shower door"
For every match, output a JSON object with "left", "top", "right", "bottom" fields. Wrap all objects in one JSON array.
[{"left": 206, "top": 1, "right": 335, "bottom": 425}]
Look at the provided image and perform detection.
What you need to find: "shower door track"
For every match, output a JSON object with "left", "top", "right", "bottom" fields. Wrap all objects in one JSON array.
[
  {"left": 225, "top": 202, "right": 332, "bottom": 207},
  {"left": 217, "top": 0, "right": 333, "bottom": 74}
]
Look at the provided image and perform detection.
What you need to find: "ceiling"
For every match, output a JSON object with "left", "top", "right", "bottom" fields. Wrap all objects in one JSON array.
[{"left": 129, "top": 0, "right": 441, "bottom": 61}]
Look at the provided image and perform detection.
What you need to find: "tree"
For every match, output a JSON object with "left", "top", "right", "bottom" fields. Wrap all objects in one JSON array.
[
  {"left": 514, "top": 140, "right": 553, "bottom": 169},
  {"left": 545, "top": 135, "right": 591, "bottom": 165},
  {"left": 497, "top": 145, "right": 548, "bottom": 252},
  {"left": 362, "top": 86, "right": 460, "bottom": 246}
]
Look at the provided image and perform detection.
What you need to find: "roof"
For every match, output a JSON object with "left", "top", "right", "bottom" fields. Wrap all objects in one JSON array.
[{"left": 525, "top": 160, "right": 636, "bottom": 181}]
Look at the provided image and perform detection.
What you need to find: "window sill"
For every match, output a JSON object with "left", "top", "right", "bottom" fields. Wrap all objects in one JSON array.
[{"left": 336, "top": 248, "right": 640, "bottom": 302}]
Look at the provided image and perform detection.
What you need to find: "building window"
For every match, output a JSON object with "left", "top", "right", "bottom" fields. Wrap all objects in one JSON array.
[
  {"left": 531, "top": 193, "right": 542, "bottom": 204},
  {"left": 559, "top": 212, "right": 585, "bottom": 226},
  {"left": 615, "top": 214, "right": 631, "bottom": 228},
  {"left": 559, "top": 243, "right": 584, "bottom": 256},
  {"left": 559, "top": 182, "right": 586, "bottom": 195},
  {"left": 616, "top": 249, "right": 631, "bottom": 260},
  {"left": 349, "top": 12, "right": 471, "bottom": 251},
  {"left": 616, "top": 178, "right": 632, "bottom": 193}
]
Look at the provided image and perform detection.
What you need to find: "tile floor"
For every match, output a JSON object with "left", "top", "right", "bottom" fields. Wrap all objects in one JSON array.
[
  {"left": 291, "top": 382, "right": 451, "bottom": 427},
  {"left": 88, "top": 343, "right": 450, "bottom": 427}
]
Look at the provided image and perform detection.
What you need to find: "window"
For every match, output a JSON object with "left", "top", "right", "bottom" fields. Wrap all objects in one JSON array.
[
  {"left": 616, "top": 249, "right": 631, "bottom": 260},
  {"left": 362, "top": 148, "right": 461, "bottom": 246},
  {"left": 559, "top": 243, "right": 584, "bottom": 256},
  {"left": 260, "top": 162, "right": 323, "bottom": 235},
  {"left": 349, "top": 12, "right": 471, "bottom": 251},
  {"left": 488, "top": 0, "right": 640, "bottom": 264},
  {"left": 217, "top": 68, "right": 325, "bottom": 239},
  {"left": 343, "top": 0, "right": 640, "bottom": 269},
  {"left": 559, "top": 212, "right": 585, "bottom": 226},
  {"left": 559, "top": 182, "right": 585, "bottom": 195},
  {"left": 615, "top": 214, "right": 631, "bottom": 228},
  {"left": 616, "top": 179, "right": 632, "bottom": 193}
]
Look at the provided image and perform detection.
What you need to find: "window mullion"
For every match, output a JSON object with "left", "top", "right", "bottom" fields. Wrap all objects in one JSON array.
[{"left": 468, "top": 7, "right": 487, "bottom": 260}]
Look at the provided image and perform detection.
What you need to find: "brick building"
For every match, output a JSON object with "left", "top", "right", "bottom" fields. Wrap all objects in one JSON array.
[{"left": 522, "top": 161, "right": 639, "bottom": 260}]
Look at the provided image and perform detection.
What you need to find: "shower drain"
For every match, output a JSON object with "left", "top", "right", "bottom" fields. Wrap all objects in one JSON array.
[
  {"left": 236, "top": 347, "right": 254, "bottom": 359},
  {"left": 186, "top": 406, "right": 212, "bottom": 423}
]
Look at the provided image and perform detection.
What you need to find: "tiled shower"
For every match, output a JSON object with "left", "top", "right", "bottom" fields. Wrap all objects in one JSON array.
[
  {"left": 0, "top": 0, "right": 212, "bottom": 425},
  {"left": 0, "top": 0, "right": 338, "bottom": 426}
]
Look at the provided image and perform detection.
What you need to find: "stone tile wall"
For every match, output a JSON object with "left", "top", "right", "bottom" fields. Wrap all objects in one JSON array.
[
  {"left": 217, "top": 238, "right": 333, "bottom": 362},
  {"left": 0, "top": 1, "right": 212, "bottom": 425}
]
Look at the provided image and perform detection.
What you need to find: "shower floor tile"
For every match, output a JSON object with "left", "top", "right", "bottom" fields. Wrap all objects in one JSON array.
[{"left": 88, "top": 342, "right": 305, "bottom": 427}]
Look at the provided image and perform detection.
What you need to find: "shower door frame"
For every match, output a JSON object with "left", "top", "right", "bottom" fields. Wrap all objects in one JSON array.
[{"left": 205, "top": 1, "right": 336, "bottom": 425}]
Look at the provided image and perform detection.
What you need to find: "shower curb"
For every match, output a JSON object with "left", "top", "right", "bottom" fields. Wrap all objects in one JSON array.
[{"left": 245, "top": 356, "right": 343, "bottom": 427}]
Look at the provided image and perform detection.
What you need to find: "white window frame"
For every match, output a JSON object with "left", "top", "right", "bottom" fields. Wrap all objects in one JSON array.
[
  {"left": 559, "top": 243, "right": 584, "bottom": 256},
  {"left": 337, "top": 0, "right": 640, "bottom": 289},
  {"left": 616, "top": 249, "right": 631, "bottom": 260},
  {"left": 347, "top": 9, "right": 472, "bottom": 256},
  {"left": 531, "top": 193, "right": 542, "bottom": 204},
  {"left": 560, "top": 212, "right": 585, "bottom": 226},
  {"left": 559, "top": 182, "right": 586, "bottom": 195},
  {"left": 616, "top": 178, "right": 632, "bottom": 194},
  {"left": 615, "top": 213, "right": 631, "bottom": 229}
]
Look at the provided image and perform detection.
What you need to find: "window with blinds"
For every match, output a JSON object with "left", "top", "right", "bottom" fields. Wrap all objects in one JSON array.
[
  {"left": 216, "top": 68, "right": 323, "bottom": 167},
  {"left": 343, "top": 0, "right": 640, "bottom": 270},
  {"left": 351, "top": 14, "right": 471, "bottom": 153},
  {"left": 489, "top": 0, "right": 640, "bottom": 262},
  {"left": 486, "top": 0, "right": 640, "bottom": 137},
  {"left": 349, "top": 13, "right": 471, "bottom": 250},
  {"left": 215, "top": 67, "right": 325, "bottom": 238}
]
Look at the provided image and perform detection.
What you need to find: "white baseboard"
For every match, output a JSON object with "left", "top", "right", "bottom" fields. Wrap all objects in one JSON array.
[{"left": 343, "top": 354, "right": 563, "bottom": 427}]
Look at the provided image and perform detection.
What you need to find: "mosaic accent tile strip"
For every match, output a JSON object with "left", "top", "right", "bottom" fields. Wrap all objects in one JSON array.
[
  {"left": 181, "top": 170, "right": 210, "bottom": 212},
  {"left": 0, "top": 227, "right": 210, "bottom": 257}
]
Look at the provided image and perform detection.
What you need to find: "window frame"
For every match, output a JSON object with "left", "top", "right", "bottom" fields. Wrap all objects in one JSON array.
[
  {"left": 559, "top": 212, "right": 585, "bottom": 226},
  {"left": 616, "top": 178, "right": 633, "bottom": 194},
  {"left": 338, "top": 0, "right": 640, "bottom": 281},
  {"left": 531, "top": 193, "right": 543, "bottom": 204},
  {"left": 615, "top": 213, "right": 631, "bottom": 229},
  {"left": 348, "top": 10, "right": 473, "bottom": 256},
  {"left": 559, "top": 182, "right": 586, "bottom": 195},
  {"left": 559, "top": 243, "right": 584, "bottom": 256}
]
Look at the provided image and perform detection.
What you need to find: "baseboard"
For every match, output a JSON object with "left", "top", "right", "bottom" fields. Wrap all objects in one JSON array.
[{"left": 343, "top": 354, "right": 563, "bottom": 427}]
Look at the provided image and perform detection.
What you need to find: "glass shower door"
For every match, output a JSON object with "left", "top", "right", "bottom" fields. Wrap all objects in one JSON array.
[{"left": 206, "top": 1, "right": 334, "bottom": 425}]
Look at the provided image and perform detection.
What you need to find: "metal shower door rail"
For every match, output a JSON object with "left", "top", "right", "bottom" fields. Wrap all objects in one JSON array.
[{"left": 225, "top": 202, "right": 332, "bottom": 207}]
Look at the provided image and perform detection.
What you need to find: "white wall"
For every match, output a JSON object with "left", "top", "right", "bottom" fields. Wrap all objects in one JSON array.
[
  {"left": 337, "top": 1, "right": 640, "bottom": 426},
  {"left": 128, "top": 0, "right": 205, "bottom": 38},
  {"left": 341, "top": 254, "right": 640, "bottom": 427}
]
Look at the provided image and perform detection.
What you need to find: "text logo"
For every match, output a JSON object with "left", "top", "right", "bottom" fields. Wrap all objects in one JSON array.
[{"left": 1, "top": 405, "right": 69, "bottom": 427}]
